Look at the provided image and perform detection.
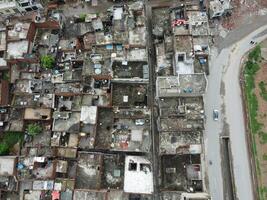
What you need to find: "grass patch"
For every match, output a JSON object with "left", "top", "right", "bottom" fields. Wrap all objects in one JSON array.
[
  {"left": 79, "top": 13, "right": 86, "bottom": 22},
  {"left": 0, "top": 132, "right": 24, "bottom": 155},
  {"left": 245, "top": 74, "right": 263, "bottom": 133},
  {"left": 259, "top": 81, "right": 267, "bottom": 101},
  {"left": 244, "top": 46, "right": 262, "bottom": 134},
  {"left": 252, "top": 136, "right": 258, "bottom": 157},
  {"left": 257, "top": 158, "right": 261, "bottom": 176},
  {"left": 262, "top": 154, "right": 267, "bottom": 161},
  {"left": 27, "top": 123, "right": 42, "bottom": 136},
  {"left": 244, "top": 45, "right": 266, "bottom": 199},
  {"left": 248, "top": 45, "right": 261, "bottom": 62},
  {"left": 2, "top": 71, "right": 9, "bottom": 81},
  {"left": 259, "top": 186, "right": 267, "bottom": 200},
  {"left": 252, "top": 136, "right": 261, "bottom": 176},
  {"left": 259, "top": 131, "right": 267, "bottom": 144},
  {"left": 244, "top": 46, "right": 263, "bottom": 134}
]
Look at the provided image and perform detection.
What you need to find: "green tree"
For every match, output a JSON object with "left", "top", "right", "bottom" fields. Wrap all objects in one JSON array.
[
  {"left": 0, "top": 143, "right": 9, "bottom": 154},
  {"left": 0, "top": 132, "right": 24, "bottom": 155},
  {"left": 79, "top": 13, "right": 86, "bottom": 22},
  {"left": 27, "top": 123, "right": 42, "bottom": 136},
  {"left": 248, "top": 45, "right": 261, "bottom": 62},
  {"left": 41, "top": 55, "right": 55, "bottom": 69}
]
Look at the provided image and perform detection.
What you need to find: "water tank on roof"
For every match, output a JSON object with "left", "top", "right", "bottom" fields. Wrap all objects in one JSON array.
[
  {"left": 95, "top": 68, "right": 101, "bottom": 75},
  {"left": 15, "top": 23, "right": 23, "bottom": 32}
]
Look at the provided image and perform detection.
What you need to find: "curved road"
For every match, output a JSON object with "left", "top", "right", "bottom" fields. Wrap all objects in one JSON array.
[{"left": 205, "top": 24, "right": 267, "bottom": 200}]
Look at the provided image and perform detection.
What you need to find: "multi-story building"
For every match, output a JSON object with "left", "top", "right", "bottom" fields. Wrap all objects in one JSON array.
[
  {"left": 16, "top": 0, "right": 43, "bottom": 13},
  {"left": 0, "top": 0, "right": 43, "bottom": 17},
  {"left": 0, "top": 0, "right": 20, "bottom": 16}
]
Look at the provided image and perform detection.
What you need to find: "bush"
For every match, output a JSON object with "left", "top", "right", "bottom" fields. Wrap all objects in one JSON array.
[
  {"left": 244, "top": 46, "right": 263, "bottom": 134},
  {"left": 258, "top": 131, "right": 267, "bottom": 144},
  {"left": 245, "top": 60, "right": 260, "bottom": 75},
  {"left": 2, "top": 71, "right": 9, "bottom": 81},
  {"left": 0, "top": 143, "right": 9, "bottom": 154},
  {"left": 79, "top": 13, "right": 86, "bottom": 22},
  {"left": 263, "top": 154, "right": 267, "bottom": 161},
  {"left": 0, "top": 132, "right": 24, "bottom": 155},
  {"left": 27, "top": 123, "right": 42, "bottom": 136},
  {"left": 248, "top": 45, "right": 261, "bottom": 62},
  {"left": 258, "top": 81, "right": 267, "bottom": 101},
  {"left": 41, "top": 55, "right": 55, "bottom": 69}
]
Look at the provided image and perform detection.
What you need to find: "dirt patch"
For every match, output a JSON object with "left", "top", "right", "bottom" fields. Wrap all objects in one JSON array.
[{"left": 221, "top": 0, "right": 261, "bottom": 31}]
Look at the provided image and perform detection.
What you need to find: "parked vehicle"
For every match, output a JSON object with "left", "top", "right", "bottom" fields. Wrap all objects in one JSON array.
[
  {"left": 0, "top": 108, "right": 7, "bottom": 113},
  {"left": 213, "top": 109, "right": 219, "bottom": 121},
  {"left": 135, "top": 119, "right": 145, "bottom": 126}
]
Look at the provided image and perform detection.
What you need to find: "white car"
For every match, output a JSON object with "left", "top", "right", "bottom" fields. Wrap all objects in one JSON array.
[
  {"left": 135, "top": 119, "right": 145, "bottom": 126},
  {"left": 213, "top": 109, "right": 219, "bottom": 121}
]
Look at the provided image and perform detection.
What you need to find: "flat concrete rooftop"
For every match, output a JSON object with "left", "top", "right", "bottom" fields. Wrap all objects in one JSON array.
[{"left": 156, "top": 74, "right": 207, "bottom": 98}]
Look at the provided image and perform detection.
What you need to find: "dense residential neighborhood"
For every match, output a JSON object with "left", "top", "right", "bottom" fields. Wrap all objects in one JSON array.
[{"left": 0, "top": 0, "right": 266, "bottom": 200}]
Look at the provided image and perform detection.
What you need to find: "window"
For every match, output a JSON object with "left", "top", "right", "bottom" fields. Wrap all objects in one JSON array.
[
  {"left": 21, "top": 2, "right": 29, "bottom": 7},
  {"left": 32, "top": 6, "right": 38, "bottom": 10},
  {"left": 41, "top": 115, "right": 48, "bottom": 120},
  {"left": 25, "top": 7, "right": 33, "bottom": 12},
  {"left": 128, "top": 162, "right": 137, "bottom": 171},
  {"left": 178, "top": 54, "right": 185, "bottom": 62},
  {"left": 129, "top": 194, "right": 141, "bottom": 200},
  {"left": 140, "top": 164, "right": 151, "bottom": 172}
]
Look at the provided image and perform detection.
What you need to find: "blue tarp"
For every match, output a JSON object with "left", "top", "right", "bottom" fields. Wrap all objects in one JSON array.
[{"left": 106, "top": 44, "right": 113, "bottom": 50}]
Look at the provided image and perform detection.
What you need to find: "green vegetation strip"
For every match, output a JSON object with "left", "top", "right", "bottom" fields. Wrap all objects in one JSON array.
[
  {"left": 243, "top": 45, "right": 266, "bottom": 199},
  {"left": 259, "top": 81, "right": 267, "bottom": 101},
  {"left": 0, "top": 132, "right": 24, "bottom": 155},
  {"left": 244, "top": 45, "right": 262, "bottom": 134}
]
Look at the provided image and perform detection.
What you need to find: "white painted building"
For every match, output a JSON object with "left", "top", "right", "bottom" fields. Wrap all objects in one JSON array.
[
  {"left": 0, "top": 0, "right": 20, "bottom": 16},
  {"left": 123, "top": 156, "right": 153, "bottom": 194},
  {"left": 181, "top": 192, "right": 210, "bottom": 200},
  {"left": 80, "top": 106, "right": 97, "bottom": 125},
  {"left": 17, "top": 0, "right": 43, "bottom": 14},
  {"left": 0, "top": 0, "right": 43, "bottom": 17}
]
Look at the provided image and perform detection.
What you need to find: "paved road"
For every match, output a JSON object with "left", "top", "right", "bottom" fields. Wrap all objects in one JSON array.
[
  {"left": 204, "top": 46, "right": 225, "bottom": 200},
  {"left": 224, "top": 25, "right": 267, "bottom": 200},
  {"left": 205, "top": 24, "right": 267, "bottom": 200}
]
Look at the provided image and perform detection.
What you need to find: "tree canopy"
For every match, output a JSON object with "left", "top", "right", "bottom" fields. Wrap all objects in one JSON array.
[
  {"left": 41, "top": 55, "right": 55, "bottom": 69},
  {"left": 27, "top": 123, "right": 42, "bottom": 136}
]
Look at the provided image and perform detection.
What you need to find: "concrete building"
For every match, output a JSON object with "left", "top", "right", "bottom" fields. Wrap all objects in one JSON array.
[
  {"left": 123, "top": 156, "right": 153, "bottom": 194},
  {"left": 0, "top": 156, "right": 18, "bottom": 191},
  {"left": 0, "top": 0, "right": 20, "bottom": 16},
  {"left": 209, "top": 0, "right": 232, "bottom": 19},
  {"left": 0, "top": 0, "right": 43, "bottom": 17},
  {"left": 17, "top": 0, "right": 43, "bottom": 14},
  {"left": 156, "top": 74, "right": 207, "bottom": 98}
]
